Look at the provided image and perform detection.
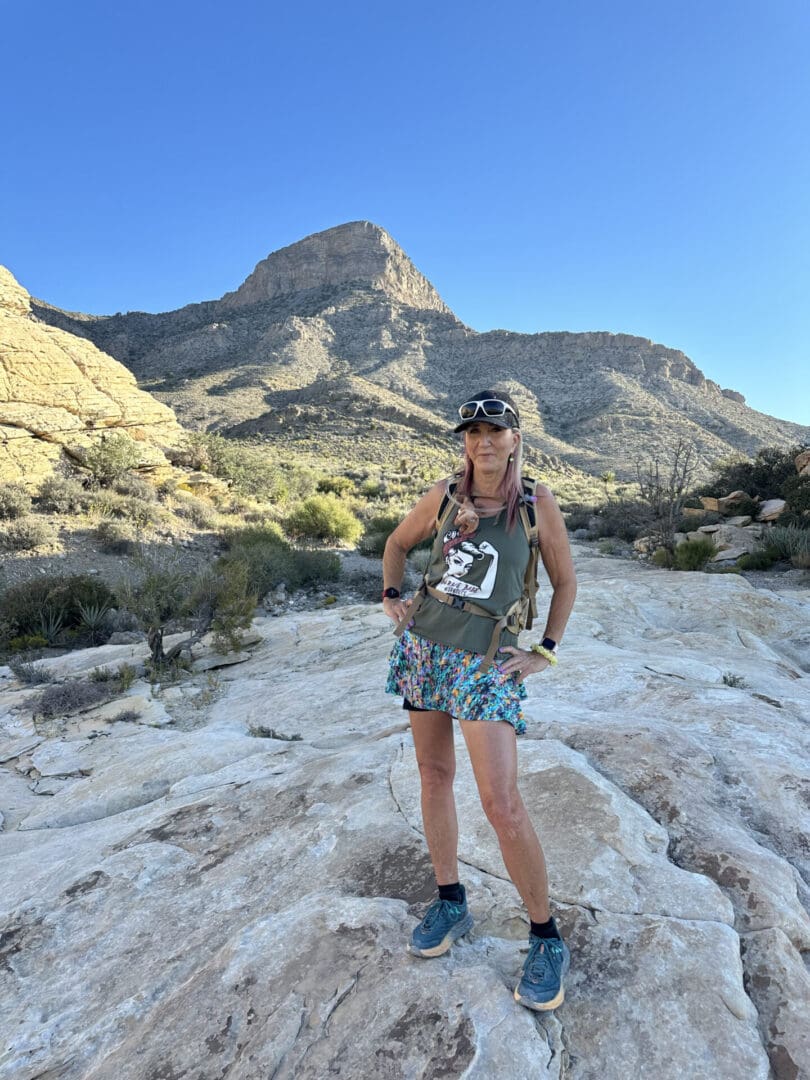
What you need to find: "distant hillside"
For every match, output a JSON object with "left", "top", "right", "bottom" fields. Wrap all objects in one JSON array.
[{"left": 31, "top": 221, "right": 810, "bottom": 480}]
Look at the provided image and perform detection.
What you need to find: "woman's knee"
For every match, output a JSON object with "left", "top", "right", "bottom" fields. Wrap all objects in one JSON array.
[
  {"left": 480, "top": 787, "right": 526, "bottom": 834},
  {"left": 417, "top": 758, "right": 455, "bottom": 793}
]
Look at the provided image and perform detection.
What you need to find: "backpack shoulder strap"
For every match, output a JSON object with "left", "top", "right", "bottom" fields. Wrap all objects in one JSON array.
[
  {"left": 518, "top": 477, "right": 540, "bottom": 629},
  {"left": 435, "top": 478, "right": 459, "bottom": 536}
]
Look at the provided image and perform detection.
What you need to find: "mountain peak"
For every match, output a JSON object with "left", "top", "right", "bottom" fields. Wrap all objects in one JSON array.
[{"left": 222, "top": 221, "right": 451, "bottom": 314}]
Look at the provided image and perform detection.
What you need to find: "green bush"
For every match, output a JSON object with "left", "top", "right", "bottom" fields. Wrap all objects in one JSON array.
[
  {"left": 95, "top": 519, "right": 138, "bottom": 553},
  {"left": 1, "top": 517, "right": 55, "bottom": 551},
  {"left": 87, "top": 491, "right": 160, "bottom": 526},
  {"left": 672, "top": 537, "right": 716, "bottom": 571},
  {"left": 285, "top": 494, "right": 363, "bottom": 544},
  {"left": 737, "top": 548, "right": 780, "bottom": 571},
  {"left": 780, "top": 474, "right": 810, "bottom": 527},
  {"left": 178, "top": 433, "right": 290, "bottom": 501},
  {"left": 675, "top": 510, "right": 723, "bottom": 532},
  {"left": 172, "top": 494, "right": 218, "bottom": 528},
  {"left": 220, "top": 537, "right": 340, "bottom": 597},
  {"left": 8, "top": 635, "right": 49, "bottom": 653},
  {"left": 83, "top": 433, "right": 142, "bottom": 486},
  {"left": 317, "top": 475, "right": 356, "bottom": 497},
  {"left": 113, "top": 474, "right": 158, "bottom": 501},
  {"left": 37, "top": 476, "right": 87, "bottom": 514},
  {"left": 651, "top": 547, "right": 674, "bottom": 568},
  {"left": 766, "top": 525, "right": 810, "bottom": 567},
  {"left": 0, "top": 484, "right": 33, "bottom": 520},
  {"left": 359, "top": 511, "right": 402, "bottom": 556},
  {"left": 0, "top": 574, "right": 116, "bottom": 646},
  {"left": 698, "top": 445, "right": 807, "bottom": 502}
]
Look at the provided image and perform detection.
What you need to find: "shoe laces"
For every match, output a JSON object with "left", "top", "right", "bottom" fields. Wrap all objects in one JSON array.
[
  {"left": 525, "top": 936, "right": 561, "bottom": 982},
  {"left": 422, "top": 898, "right": 458, "bottom": 929}
]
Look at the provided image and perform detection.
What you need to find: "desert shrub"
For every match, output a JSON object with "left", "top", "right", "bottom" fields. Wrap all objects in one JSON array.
[
  {"left": 0, "top": 484, "right": 33, "bottom": 520},
  {"left": 87, "top": 491, "right": 160, "bottom": 527},
  {"left": 113, "top": 474, "right": 158, "bottom": 501},
  {"left": 360, "top": 479, "right": 385, "bottom": 499},
  {"left": 720, "top": 493, "right": 760, "bottom": 519},
  {"left": 651, "top": 547, "right": 674, "bottom": 568},
  {"left": 178, "top": 433, "right": 289, "bottom": 501},
  {"left": 172, "top": 494, "right": 218, "bottom": 528},
  {"left": 8, "top": 634, "right": 49, "bottom": 653},
  {"left": 0, "top": 574, "right": 116, "bottom": 647},
  {"left": 94, "top": 519, "right": 138, "bottom": 554},
  {"left": 222, "top": 522, "right": 287, "bottom": 552},
  {"left": 675, "top": 510, "right": 723, "bottom": 532},
  {"left": 83, "top": 433, "right": 142, "bottom": 486},
  {"left": 35, "top": 680, "right": 113, "bottom": 718},
  {"left": 780, "top": 474, "right": 810, "bottom": 527},
  {"left": 220, "top": 535, "right": 339, "bottom": 597},
  {"left": 698, "top": 445, "right": 809, "bottom": 503},
  {"left": 37, "top": 476, "right": 87, "bottom": 514},
  {"left": 8, "top": 658, "right": 54, "bottom": 684},
  {"left": 317, "top": 475, "right": 356, "bottom": 497},
  {"left": 590, "top": 499, "right": 651, "bottom": 542},
  {"left": 672, "top": 537, "right": 716, "bottom": 571},
  {"left": 285, "top": 494, "right": 362, "bottom": 544},
  {"left": 722, "top": 672, "right": 748, "bottom": 688},
  {"left": 360, "top": 511, "right": 402, "bottom": 556},
  {"left": 563, "top": 504, "right": 597, "bottom": 532},
  {"left": 737, "top": 548, "right": 780, "bottom": 571},
  {"left": 597, "top": 538, "right": 623, "bottom": 555},
  {"left": 1, "top": 517, "right": 55, "bottom": 551},
  {"left": 766, "top": 525, "right": 810, "bottom": 567}
]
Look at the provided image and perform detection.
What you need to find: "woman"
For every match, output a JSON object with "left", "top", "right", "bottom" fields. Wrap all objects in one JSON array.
[{"left": 382, "top": 388, "right": 577, "bottom": 1011}]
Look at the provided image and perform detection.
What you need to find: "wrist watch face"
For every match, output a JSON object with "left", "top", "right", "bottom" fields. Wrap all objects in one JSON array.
[
  {"left": 383, "top": 587, "right": 401, "bottom": 599},
  {"left": 541, "top": 637, "right": 558, "bottom": 652}
]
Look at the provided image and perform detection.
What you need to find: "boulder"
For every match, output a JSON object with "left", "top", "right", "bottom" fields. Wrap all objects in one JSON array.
[
  {"left": 795, "top": 449, "right": 810, "bottom": 477},
  {"left": 0, "top": 266, "right": 182, "bottom": 488},
  {"left": 757, "top": 499, "right": 787, "bottom": 522}
]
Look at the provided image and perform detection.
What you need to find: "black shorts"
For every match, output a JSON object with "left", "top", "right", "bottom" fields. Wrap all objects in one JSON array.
[{"left": 403, "top": 697, "right": 430, "bottom": 712}]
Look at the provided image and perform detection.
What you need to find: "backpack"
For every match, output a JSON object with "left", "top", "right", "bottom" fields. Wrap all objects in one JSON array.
[{"left": 394, "top": 476, "right": 541, "bottom": 672}]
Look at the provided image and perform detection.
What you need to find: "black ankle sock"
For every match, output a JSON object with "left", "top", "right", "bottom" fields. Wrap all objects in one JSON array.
[
  {"left": 438, "top": 882, "right": 464, "bottom": 903},
  {"left": 530, "top": 917, "right": 559, "bottom": 939}
]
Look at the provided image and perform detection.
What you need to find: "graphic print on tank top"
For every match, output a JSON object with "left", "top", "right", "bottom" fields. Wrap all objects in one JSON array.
[{"left": 437, "top": 527, "right": 499, "bottom": 599}]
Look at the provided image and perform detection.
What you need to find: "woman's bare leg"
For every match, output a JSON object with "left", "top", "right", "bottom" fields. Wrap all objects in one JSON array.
[
  {"left": 408, "top": 709, "right": 459, "bottom": 885},
  {"left": 459, "top": 718, "right": 550, "bottom": 922}
]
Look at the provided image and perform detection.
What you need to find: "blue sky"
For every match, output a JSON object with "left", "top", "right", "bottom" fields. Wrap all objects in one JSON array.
[{"left": 3, "top": 0, "right": 809, "bottom": 425}]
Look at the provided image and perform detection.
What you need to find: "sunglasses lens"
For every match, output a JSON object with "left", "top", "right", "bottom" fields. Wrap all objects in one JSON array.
[
  {"left": 481, "top": 401, "right": 506, "bottom": 416},
  {"left": 459, "top": 403, "right": 479, "bottom": 419}
]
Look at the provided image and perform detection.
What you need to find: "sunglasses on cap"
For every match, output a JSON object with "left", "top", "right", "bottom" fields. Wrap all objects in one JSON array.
[{"left": 457, "top": 399, "right": 518, "bottom": 422}]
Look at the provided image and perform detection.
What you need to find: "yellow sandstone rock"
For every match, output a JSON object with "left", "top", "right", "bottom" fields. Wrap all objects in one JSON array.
[{"left": 0, "top": 265, "right": 182, "bottom": 488}]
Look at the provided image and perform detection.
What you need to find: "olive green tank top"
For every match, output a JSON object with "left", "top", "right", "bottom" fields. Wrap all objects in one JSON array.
[{"left": 410, "top": 500, "right": 531, "bottom": 655}]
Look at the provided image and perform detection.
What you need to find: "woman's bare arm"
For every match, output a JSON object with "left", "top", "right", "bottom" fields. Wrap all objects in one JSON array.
[
  {"left": 535, "top": 483, "right": 577, "bottom": 645},
  {"left": 381, "top": 480, "right": 447, "bottom": 623}
]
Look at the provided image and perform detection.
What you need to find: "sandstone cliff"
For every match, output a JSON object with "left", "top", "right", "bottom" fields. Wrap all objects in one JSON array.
[
  {"left": 0, "top": 266, "right": 182, "bottom": 487},
  {"left": 31, "top": 222, "right": 810, "bottom": 479},
  {"left": 1, "top": 549, "right": 808, "bottom": 1077}
]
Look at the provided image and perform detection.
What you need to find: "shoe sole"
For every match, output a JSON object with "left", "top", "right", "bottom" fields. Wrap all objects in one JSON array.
[
  {"left": 513, "top": 985, "right": 565, "bottom": 1011},
  {"left": 408, "top": 914, "right": 474, "bottom": 958}
]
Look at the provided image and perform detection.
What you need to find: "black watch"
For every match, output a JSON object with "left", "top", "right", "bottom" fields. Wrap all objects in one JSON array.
[
  {"left": 382, "top": 587, "right": 401, "bottom": 599},
  {"left": 541, "top": 637, "right": 558, "bottom": 653}
]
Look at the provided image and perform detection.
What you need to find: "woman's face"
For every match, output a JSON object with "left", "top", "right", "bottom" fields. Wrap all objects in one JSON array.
[
  {"left": 447, "top": 547, "right": 475, "bottom": 575},
  {"left": 464, "top": 422, "right": 519, "bottom": 475}
]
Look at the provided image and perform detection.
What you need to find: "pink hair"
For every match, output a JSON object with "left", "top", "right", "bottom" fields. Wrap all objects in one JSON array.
[{"left": 455, "top": 433, "right": 524, "bottom": 530}]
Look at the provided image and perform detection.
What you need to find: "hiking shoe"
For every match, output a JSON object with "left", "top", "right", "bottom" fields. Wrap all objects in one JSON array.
[
  {"left": 514, "top": 934, "right": 570, "bottom": 1011},
  {"left": 409, "top": 886, "right": 474, "bottom": 958}
]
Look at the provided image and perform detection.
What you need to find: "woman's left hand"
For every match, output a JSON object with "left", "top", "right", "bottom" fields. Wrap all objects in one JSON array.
[{"left": 498, "top": 646, "right": 550, "bottom": 683}]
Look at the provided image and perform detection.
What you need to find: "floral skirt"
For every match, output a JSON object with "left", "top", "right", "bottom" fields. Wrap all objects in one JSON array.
[{"left": 386, "top": 629, "right": 527, "bottom": 735}]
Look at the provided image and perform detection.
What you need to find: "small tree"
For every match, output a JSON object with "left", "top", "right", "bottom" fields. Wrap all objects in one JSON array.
[
  {"left": 115, "top": 552, "right": 255, "bottom": 669},
  {"left": 636, "top": 439, "right": 699, "bottom": 553}
]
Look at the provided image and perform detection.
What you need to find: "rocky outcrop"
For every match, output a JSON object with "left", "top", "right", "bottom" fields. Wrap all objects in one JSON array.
[
  {"left": 0, "top": 266, "right": 183, "bottom": 488},
  {"left": 1, "top": 546, "right": 808, "bottom": 1077},
  {"left": 30, "top": 223, "right": 810, "bottom": 480},
  {"left": 222, "top": 221, "right": 451, "bottom": 314}
]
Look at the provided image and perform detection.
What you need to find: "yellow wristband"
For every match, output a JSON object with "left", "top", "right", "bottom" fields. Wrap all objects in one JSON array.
[{"left": 529, "top": 643, "right": 558, "bottom": 665}]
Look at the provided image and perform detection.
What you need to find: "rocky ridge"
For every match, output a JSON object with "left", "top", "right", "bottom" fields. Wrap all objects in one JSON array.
[
  {"left": 0, "top": 267, "right": 182, "bottom": 487},
  {"left": 1, "top": 546, "right": 808, "bottom": 1078},
  {"left": 29, "top": 221, "right": 810, "bottom": 479}
]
